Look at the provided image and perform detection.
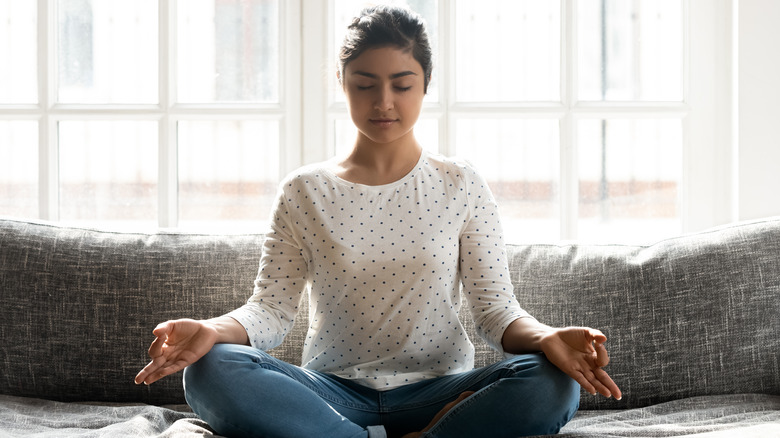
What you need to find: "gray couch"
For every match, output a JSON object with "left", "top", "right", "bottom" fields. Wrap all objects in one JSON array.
[{"left": 1, "top": 216, "right": 779, "bottom": 437}]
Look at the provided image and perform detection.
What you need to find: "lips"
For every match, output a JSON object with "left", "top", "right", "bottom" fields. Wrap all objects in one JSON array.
[{"left": 369, "top": 118, "right": 398, "bottom": 128}]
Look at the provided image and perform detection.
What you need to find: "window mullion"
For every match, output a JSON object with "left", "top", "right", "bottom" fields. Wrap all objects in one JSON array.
[
  {"left": 38, "top": 0, "right": 58, "bottom": 221},
  {"left": 281, "top": 0, "right": 302, "bottom": 175},
  {"left": 158, "top": 0, "right": 176, "bottom": 228},
  {"left": 559, "top": 0, "right": 577, "bottom": 240},
  {"left": 439, "top": 0, "right": 454, "bottom": 157},
  {"left": 301, "top": 0, "right": 328, "bottom": 168},
  {"left": 684, "top": 0, "right": 736, "bottom": 231}
]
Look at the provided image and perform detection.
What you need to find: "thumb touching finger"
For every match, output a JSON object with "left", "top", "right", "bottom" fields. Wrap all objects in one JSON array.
[
  {"left": 152, "top": 321, "right": 173, "bottom": 338},
  {"left": 587, "top": 328, "right": 607, "bottom": 344},
  {"left": 594, "top": 341, "right": 610, "bottom": 367}
]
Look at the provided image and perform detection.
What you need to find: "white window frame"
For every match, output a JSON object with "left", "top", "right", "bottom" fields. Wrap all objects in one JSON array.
[
  {"left": 24, "top": 0, "right": 301, "bottom": 228},
  {"left": 5, "top": 0, "right": 737, "bottom": 238},
  {"left": 303, "top": 0, "right": 737, "bottom": 240}
]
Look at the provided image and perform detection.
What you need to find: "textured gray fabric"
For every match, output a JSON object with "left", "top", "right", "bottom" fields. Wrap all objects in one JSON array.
[
  {"left": 0, "top": 219, "right": 263, "bottom": 405},
  {"left": 499, "top": 218, "right": 780, "bottom": 410},
  {"left": 1, "top": 393, "right": 778, "bottom": 437},
  {"left": 555, "top": 394, "right": 780, "bottom": 437},
  {"left": 2, "top": 216, "right": 780, "bottom": 436},
  {"left": 0, "top": 394, "right": 216, "bottom": 437}
]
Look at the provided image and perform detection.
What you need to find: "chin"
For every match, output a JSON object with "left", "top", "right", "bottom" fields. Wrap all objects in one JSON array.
[{"left": 360, "top": 128, "right": 412, "bottom": 146}]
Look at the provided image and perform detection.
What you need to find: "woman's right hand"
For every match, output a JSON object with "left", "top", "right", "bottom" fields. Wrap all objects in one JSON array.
[{"left": 134, "top": 319, "right": 219, "bottom": 385}]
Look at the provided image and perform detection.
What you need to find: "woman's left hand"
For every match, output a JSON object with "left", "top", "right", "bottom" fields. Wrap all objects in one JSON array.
[{"left": 540, "top": 327, "right": 622, "bottom": 400}]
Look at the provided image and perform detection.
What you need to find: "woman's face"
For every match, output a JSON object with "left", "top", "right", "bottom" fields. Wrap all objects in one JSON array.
[{"left": 342, "top": 46, "right": 426, "bottom": 147}]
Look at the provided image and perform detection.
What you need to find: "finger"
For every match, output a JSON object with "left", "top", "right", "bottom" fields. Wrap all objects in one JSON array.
[
  {"left": 136, "top": 359, "right": 173, "bottom": 385},
  {"left": 152, "top": 321, "right": 173, "bottom": 339},
  {"left": 147, "top": 322, "right": 174, "bottom": 357},
  {"left": 135, "top": 352, "right": 169, "bottom": 384},
  {"left": 569, "top": 369, "right": 598, "bottom": 396},
  {"left": 594, "top": 341, "right": 610, "bottom": 368},
  {"left": 594, "top": 368, "right": 622, "bottom": 400},
  {"left": 134, "top": 368, "right": 149, "bottom": 385},
  {"left": 134, "top": 360, "right": 159, "bottom": 385},
  {"left": 583, "top": 368, "right": 613, "bottom": 398},
  {"left": 586, "top": 328, "right": 607, "bottom": 345},
  {"left": 147, "top": 335, "right": 167, "bottom": 358},
  {"left": 144, "top": 359, "right": 188, "bottom": 385}
]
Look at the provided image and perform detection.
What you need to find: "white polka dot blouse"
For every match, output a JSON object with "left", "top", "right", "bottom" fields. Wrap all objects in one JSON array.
[{"left": 228, "top": 149, "right": 530, "bottom": 390}]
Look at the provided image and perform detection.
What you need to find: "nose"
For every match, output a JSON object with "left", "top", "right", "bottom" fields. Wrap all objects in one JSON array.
[{"left": 374, "top": 85, "right": 394, "bottom": 111}]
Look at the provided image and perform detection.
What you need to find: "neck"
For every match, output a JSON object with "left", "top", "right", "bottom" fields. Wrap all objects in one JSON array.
[{"left": 336, "top": 132, "right": 422, "bottom": 186}]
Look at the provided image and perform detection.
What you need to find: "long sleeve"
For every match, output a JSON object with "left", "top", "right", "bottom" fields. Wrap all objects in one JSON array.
[
  {"left": 227, "top": 184, "right": 309, "bottom": 350},
  {"left": 458, "top": 163, "right": 532, "bottom": 353}
]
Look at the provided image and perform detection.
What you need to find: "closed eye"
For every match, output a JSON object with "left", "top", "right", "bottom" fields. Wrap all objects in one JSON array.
[{"left": 354, "top": 85, "right": 411, "bottom": 92}]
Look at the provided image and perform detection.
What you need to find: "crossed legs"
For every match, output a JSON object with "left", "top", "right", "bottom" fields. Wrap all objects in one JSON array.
[{"left": 183, "top": 344, "right": 579, "bottom": 438}]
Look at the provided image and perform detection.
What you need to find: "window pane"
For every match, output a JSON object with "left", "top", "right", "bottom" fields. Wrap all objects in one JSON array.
[
  {"left": 177, "top": 0, "right": 279, "bottom": 103},
  {"left": 59, "top": 121, "right": 157, "bottom": 224},
  {"left": 57, "top": 0, "right": 158, "bottom": 104},
  {"left": 0, "top": 1, "right": 37, "bottom": 103},
  {"left": 178, "top": 120, "right": 279, "bottom": 228},
  {"left": 455, "top": 119, "right": 560, "bottom": 243},
  {"left": 456, "top": 0, "right": 560, "bottom": 102},
  {"left": 333, "top": 0, "right": 439, "bottom": 103},
  {"left": 334, "top": 116, "right": 439, "bottom": 158},
  {"left": 578, "top": 0, "right": 683, "bottom": 101},
  {"left": 0, "top": 121, "right": 38, "bottom": 217},
  {"left": 578, "top": 118, "right": 682, "bottom": 243}
]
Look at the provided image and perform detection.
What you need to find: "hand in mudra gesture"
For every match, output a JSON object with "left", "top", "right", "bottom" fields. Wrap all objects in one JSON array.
[
  {"left": 540, "top": 327, "right": 622, "bottom": 400},
  {"left": 134, "top": 319, "right": 219, "bottom": 386}
]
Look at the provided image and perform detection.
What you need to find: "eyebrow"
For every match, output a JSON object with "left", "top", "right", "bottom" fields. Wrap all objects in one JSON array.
[{"left": 352, "top": 70, "right": 418, "bottom": 80}]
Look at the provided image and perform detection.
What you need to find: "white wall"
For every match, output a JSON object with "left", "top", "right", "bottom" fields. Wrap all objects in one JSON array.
[{"left": 738, "top": 0, "right": 780, "bottom": 220}]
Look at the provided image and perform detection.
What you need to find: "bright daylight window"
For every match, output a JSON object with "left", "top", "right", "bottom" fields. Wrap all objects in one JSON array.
[
  {"left": 0, "top": 0, "right": 285, "bottom": 230},
  {"left": 3, "top": 0, "right": 689, "bottom": 243},
  {"left": 330, "top": 0, "right": 684, "bottom": 244}
]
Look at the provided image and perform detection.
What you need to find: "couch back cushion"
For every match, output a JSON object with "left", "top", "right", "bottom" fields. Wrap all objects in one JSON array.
[
  {"left": 0, "top": 219, "right": 261, "bottom": 405},
  {"left": 499, "top": 218, "right": 780, "bottom": 409},
  {"left": 2, "top": 217, "right": 779, "bottom": 409}
]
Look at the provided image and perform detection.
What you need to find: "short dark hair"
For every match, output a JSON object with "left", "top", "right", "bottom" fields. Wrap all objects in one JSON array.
[{"left": 338, "top": 5, "right": 433, "bottom": 93}]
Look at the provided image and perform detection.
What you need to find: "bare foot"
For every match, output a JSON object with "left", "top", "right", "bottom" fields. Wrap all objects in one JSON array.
[{"left": 401, "top": 391, "right": 475, "bottom": 438}]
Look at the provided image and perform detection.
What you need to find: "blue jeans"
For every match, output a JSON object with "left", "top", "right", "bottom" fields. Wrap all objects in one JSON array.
[{"left": 183, "top": 344, "right": 579, "bottom": 438}]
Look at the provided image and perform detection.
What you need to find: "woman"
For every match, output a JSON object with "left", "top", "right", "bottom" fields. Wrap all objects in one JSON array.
[{"left": 135, "top": 5, "right": 621, "bottom": 438}]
